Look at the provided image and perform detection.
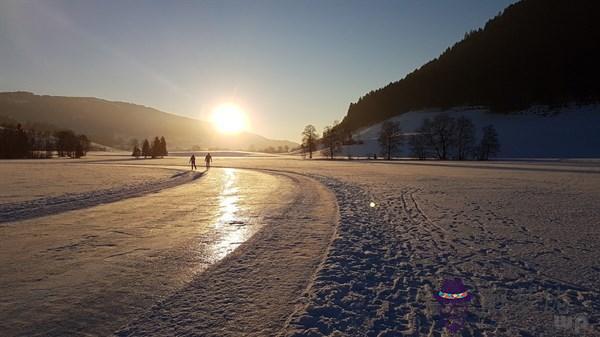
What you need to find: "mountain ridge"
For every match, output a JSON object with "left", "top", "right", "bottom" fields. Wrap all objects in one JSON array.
[{"left": 0, "top": 91, "right": 297, "bottom": 151}]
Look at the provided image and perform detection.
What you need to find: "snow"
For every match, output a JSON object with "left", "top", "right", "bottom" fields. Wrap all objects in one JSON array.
[
  {"left": 279, "top": 165, "right": 600, "bottom": 336},
  {"left": 0, "top": 167, "right": 301, "bottom": 336},
  {"left": 342, "top": 104, "right": 600, "bottom": 158},
  {"left": 1, "top": 156, "right": 599, "bottom": 336},
  {"left": 0, "top": 160, "right": 175, "bottom": 204},
  {"left": 116, "top": 170, "right": 337, "bottom": 337}
]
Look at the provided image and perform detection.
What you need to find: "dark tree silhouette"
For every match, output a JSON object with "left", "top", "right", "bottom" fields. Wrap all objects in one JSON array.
[
  {"left": 0, "top": 124, "right": 31, "bottom": 158},
  {"left": 76, "top": 134, "right": 90, "bottom": 158},
  {"left": 54, "top": 130, "right": 77, "bottom": 158},
  {"left": 141, "top": 139, "right": 151, "bottom": 158},
  {"left": 408, "top": 131, "right": 429, "bottom": 160},
  {"left": 132, "top": 146, "right": 141, "bottom": 159},
  {"left": 321, "top": 121, "right": 342, "bottom": 159},
  {"left": 454, "top": 116, "right": 476, "bottom": 160},
  {"left": 151, "top": 137, "right": 161, "bottom": 159},
  {"left": 477, "top": 125, "right": 501, "bottom": 160},
  {"left": 53, "top": 130, "right": 90, "bottom": 158},
  {"left": 378, "top": 120, "right": 402, "bottom": 160},
  {"left": 159, "top": 136, "right": 168, "bottom": 157},
  {"left": 424, "top": 114, "right": 455, "bottom": 160},
  {"left": 301, "top": 125, "right": 318, "bottom": 159},
  {"left": 131, "top": 139, "right": 140, "bottom": 158},
  {"left": 0, "top": 123, "right": 90, "bottom": 159},
  {"left": 340, "top": 0, "right": 600, "bottom": 133}
]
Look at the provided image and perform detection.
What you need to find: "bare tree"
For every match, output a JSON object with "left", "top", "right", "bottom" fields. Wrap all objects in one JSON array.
[
  {"left": 321, "top": 121, "right": 342, "bottom": 159},
  {"left": 301, "top": 125, "right": 318, "bottom": 159},
  {"left": 454, "top": 116, "right": 476, "bottom": 160},
  {"left": 424, "top": 114, "right": 455, "bottom": 160},
  {"left": 408, "top": 132, "right": 429, "bottom": 160},
  {"left": 378, "top": 120, "right": 402, "bottom": 160},
  {"left": 476, "top": 125, "right": 500, "bottom": 160}
]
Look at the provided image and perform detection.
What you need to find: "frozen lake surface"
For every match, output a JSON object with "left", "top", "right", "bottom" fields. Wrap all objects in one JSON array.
[{"left": 1, "top": 155, "right": 599, "bottom": 336}]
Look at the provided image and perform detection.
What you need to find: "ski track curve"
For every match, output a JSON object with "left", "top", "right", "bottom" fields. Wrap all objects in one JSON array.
[
  {"left": 114, "top": 170, "right": 338, "bottom": 337},
  {"left": 0, "top": 168, "right": 204, "bottom": 224}
]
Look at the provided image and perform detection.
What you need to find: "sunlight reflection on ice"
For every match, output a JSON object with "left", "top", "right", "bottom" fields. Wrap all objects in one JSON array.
[
  {"left": 215, "top": 168, "right": 239, "bottom": 226},
  {"left": 208, "top": 168, "right": 250, "bottom": 261}
]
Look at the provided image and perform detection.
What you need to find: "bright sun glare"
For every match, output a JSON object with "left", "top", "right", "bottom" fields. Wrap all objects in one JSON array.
[{"left": 211, "top": 103, "right": 248, "bottom": 134}]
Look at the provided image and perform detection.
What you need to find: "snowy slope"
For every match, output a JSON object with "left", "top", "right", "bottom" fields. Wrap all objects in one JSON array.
[{"left": 342, "top": 104, "right": 600, "bottom": 158}]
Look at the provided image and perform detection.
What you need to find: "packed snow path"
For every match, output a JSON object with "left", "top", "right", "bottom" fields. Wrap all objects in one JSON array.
[
  {"left": 116, "top": 171, "right": 337, "bottom": 336},
  {"left": 0, "top": 168, "right": 337, "bottom": 337},
  {"left": 0, "top": 165, "right": 202, "bottom": 223}
]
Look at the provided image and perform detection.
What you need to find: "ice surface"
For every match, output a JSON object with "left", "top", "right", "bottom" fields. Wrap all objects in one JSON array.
[{"left": 1, "top": 155, "right": 599, "bottom": 336}]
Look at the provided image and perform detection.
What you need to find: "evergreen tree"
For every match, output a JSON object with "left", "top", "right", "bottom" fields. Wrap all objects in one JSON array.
[
  {"left": 131, "top": 139, "right": 140, "bottom": 158},
  {"left": 0, "top": 123, "right": 31, "bottom": 158},
  {"left": 141, "top": 139, "right": 150, "bottom": 158},
  {"left": 151, "top": 136, "right": 161, "bottom": 158},
  {"left": 159, "top": 136, "right": 168, "bottom": 157},
  {"left": 340, "top": 0, "right": 600, "bottom": 133},
  {"left": 0, "top": 124, "right": 87, "bottom": 159},
  {"left": 132, "top": 146, "right": 141, "bottom": 158}
]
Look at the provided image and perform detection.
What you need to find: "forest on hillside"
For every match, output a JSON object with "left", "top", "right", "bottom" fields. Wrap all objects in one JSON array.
[{"left": 340, "top": 0, "right": 600, "bottom": 132}]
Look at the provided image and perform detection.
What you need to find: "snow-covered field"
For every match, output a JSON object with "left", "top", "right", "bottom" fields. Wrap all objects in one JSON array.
[
  {"left": 0, "top": 159, "right": 176, "bottom": 204},
  {"left": 1, "top": 155, "right": 599, "bottom": 336},
  {"left": 343, "top": 104, "right": 600, "bottom": 158}
]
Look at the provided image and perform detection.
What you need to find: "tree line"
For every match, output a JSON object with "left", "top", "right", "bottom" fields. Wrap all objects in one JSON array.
[
  {"left": 406, "top": 115, "right": 500, "bottom": 160},
  {"left": 0, "top": 123, "right": 90, "bottom": 159},
  {"left": 300, "top": 121, "right": 352, "bottom": 160},
  {"left": 300, "top": 114, "right": 500, "bottom": 160},
  {"left": 131, "top": 137, "right": 168, "bottom": 159}
]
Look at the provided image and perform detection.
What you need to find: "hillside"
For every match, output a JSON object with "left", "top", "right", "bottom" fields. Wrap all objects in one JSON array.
[
  {"left": 0, "top": 92, "right": 296, "bottom": 150},
  {"left": 340, "top": 104, "right": 600, "bottom": 158},
  {"left": 340, "top": 0, "right": 600, "bottom": 132}
]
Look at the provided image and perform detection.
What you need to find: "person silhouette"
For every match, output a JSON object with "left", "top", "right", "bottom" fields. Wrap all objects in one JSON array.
[
  {"left": 189, "top": 154, "right": 197, "bottom": 170},
  {"left": 205, "top": 152, "right": 212, "bottom": 169}
]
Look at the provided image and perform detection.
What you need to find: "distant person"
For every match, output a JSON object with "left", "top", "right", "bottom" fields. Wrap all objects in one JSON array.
[
  {"left": 189, "top": 154, "right": 197, "bottom": 170},
  {"left": 205, "top": 152, "right": 212, "bottom": 169}
]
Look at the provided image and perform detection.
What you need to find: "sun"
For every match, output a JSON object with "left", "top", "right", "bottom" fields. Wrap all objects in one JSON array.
[{"left": 211, "top": 103, "right": 248, "bottom": 134}]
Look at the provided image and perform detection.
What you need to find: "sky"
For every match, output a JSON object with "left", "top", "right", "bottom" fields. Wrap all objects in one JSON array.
[{"left": 0, "top": 0, "right": 516, "bottom": 142}]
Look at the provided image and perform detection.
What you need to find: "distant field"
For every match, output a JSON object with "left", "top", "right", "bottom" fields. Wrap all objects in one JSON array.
[{"left": 0, "top": 159, "right": 175, "bottom": 204}]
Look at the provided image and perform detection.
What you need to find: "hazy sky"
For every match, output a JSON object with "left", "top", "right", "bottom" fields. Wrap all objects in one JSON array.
[{"left": 0, "top": 0, "right": 516, "bottom": 142}]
